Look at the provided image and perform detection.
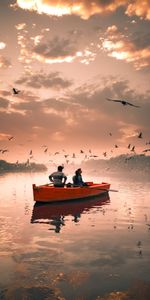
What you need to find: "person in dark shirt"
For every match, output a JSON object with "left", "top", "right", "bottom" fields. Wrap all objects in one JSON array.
[
  {"left": 72, "top": 168, "right": 88, "bottom": 187},
  {"left": 49, "top": 165, "right": 67, "bottom": 187}
]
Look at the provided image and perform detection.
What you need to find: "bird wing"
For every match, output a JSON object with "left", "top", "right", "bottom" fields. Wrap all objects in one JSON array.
[
  {"left": 126, "top": 101, "right": 140, "bottom": 107},
  {"left": 106, "top": 98, "right": 122, "bottom": 103}
]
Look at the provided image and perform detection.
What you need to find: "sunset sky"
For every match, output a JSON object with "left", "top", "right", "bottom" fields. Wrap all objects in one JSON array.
[{"left": 0, "top": 0, "right": 150, "bottom": 164}]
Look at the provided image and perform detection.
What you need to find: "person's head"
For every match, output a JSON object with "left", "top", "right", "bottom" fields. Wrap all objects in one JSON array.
[
  {"left": 75, "top": 168, "right": 82, "bottom": 176},
  {"left": 58, "top": 165, "right": 64, "bottom": 172}
]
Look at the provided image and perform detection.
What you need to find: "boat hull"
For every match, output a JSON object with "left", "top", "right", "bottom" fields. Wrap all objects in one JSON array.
[{"left": 32, "top": 182, "right": 110, "bottom": 203}]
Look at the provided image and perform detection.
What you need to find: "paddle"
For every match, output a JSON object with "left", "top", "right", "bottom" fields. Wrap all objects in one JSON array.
[{"left": 86, "top": 187, "right": 118, "bottom": 192}]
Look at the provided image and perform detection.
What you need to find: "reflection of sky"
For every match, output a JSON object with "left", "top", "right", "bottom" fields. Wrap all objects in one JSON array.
[{"left": 0, "top": 172, "right": 150, "bottom": 298}]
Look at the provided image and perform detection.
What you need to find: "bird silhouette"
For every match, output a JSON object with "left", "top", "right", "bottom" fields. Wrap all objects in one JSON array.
[
  {"left": 143, "top": 149, "right": 150, "bottom": 153},
  {"left": 106, "top": 98, "right": 140, "bottom": 107},
  {"left": 138, "top": 132, "right": 142, "bottom": 138},
  {"left": 8, "top": 136, "right": 14, "bottom": 141},
  {"left": 127, "top": 144, "right": 131, "bottom": 149},
  {"left": 12, "top": 88, "right": 20, "bottom": 95},
  {"left": 131, "top": 146, "right": 135, "bottom": 152}
]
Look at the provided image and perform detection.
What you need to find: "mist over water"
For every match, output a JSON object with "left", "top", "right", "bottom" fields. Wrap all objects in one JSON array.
[{"left": 0, "top": 170, "right": 150, "bottom": 299}]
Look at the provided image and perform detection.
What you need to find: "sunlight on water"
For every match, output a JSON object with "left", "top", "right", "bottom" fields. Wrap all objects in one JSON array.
[{"left": 0, "top": 172, "right": 150, "bottom": 299}]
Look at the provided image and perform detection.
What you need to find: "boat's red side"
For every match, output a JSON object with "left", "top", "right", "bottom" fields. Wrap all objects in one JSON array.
[{"left": 32, "top": 182, "right": 110, "bottom": 203}]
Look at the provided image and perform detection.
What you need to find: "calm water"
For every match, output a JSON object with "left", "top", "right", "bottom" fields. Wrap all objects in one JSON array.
[{"left": 0, "top": 171, "right": 150, "bottom": 300}]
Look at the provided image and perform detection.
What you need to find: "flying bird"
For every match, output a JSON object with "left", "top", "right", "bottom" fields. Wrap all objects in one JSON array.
[
  {"left": 143, "top": 149, "right": 150, "bottom": 153},
  {"left": 131, "top": 146, "right": 135, "bottom": 152},
  {"left": 106, "top": 98, "right": 140, "bottom": 108},
  {"left": 103, "top": 152, "right": 107, "bottom": 157},
  {"left": 12, "top": 88, "right": 20, "bottom": 95},
  {"left": 8, "top": 136, "right": 14, "bottom": 141},
  {"left": 138, "top": 132, "right": 142, "bottom": 138}
]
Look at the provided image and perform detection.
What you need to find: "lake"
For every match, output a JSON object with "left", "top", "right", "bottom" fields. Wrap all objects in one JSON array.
[{"left": 0, "top": 171, "right": 150, "bottom": 300}]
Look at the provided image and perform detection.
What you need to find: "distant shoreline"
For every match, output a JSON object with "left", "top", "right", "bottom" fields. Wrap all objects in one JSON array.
[{"left": 0, "top": 160, "right": 47, "bottom": 173}]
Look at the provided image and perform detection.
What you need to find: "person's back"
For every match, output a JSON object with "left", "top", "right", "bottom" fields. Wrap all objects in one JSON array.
[{"left": 49, "top": 165, "right": 67, "bottom": 187}]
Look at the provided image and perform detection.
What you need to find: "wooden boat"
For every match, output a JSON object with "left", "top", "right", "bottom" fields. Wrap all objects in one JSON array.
[{"left": 32, "top": 182, "right": 110, "bottom": 203}]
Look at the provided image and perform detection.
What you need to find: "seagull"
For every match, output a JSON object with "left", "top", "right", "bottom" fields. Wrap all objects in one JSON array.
[
  {"left": 138, "top": 132, "right": 142, "bottom": 138},
  {"left": 106, "top": 98, "right": 140, "bottom": 107},
  {"left": 131, "top": 146, "right": 135, "bottom": 152},
  {"left": 143, "top": 149, "right": 150, "bottom": 153},
  {"left": 12, "top": 88, "right": 20, "bottom": 95},
  {"left": 8, "top": 136, "right": 14, "bottom": 141}
]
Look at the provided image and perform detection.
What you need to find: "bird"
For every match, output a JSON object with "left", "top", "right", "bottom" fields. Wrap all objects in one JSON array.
[
  {"left": 138, "top": 132, "right": 142, "bottom": 138},
  {"left": 12, "top": 88, "right": 20, "bottom": 95},
  {"left": 80, "top": 150, "right": 84, "bottom": 153},
  {"left": 131, "top": 146, "right": 135, "bottom": 152},
  {"left": 143, "top": 149, "right": 150, "bottom": 153},
  {"left": 115, "top": 144, "right": 118, "bottom": 148},
  {"left": 1, "top": 149, "right": 9, "bottom": 154},
  {"left": 106, "top": 98, "right": 140, "bottom": 107},
  {"left": 127, "top": 144, "right": 131, "bottom": 149},
  {"left": 8, "top": 136, "right": 14, "bottom": 141}
]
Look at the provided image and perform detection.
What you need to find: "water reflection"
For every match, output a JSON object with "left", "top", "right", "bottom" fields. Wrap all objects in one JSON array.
[{"left": 31, "top": 193, "right": 110, "bottom": 233}]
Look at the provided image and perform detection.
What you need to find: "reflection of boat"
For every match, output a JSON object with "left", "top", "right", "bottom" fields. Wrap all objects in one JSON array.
[
  {"left": 32, "top": 182, "right": 110, "bottom": 203},
  {"left": 31, "top": 193, "right": 110, "bottom": 225}
]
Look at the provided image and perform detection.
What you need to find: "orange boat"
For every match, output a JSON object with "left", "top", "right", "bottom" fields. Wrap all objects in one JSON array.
[{"left": 32, "top": 182, "right": 110, "bottom": 203}]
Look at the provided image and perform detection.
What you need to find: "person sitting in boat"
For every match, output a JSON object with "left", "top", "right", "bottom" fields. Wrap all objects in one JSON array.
[
  {"left": 72, "top": 168, "right": 88, "bottom": 187},
  {"left": 49, "top": 165, "right": 67, "bottom": 187}
]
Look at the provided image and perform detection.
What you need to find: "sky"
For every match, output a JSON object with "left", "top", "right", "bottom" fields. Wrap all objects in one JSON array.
[{"left": 0, "top": 0, "right": 150, "bottom": 164}]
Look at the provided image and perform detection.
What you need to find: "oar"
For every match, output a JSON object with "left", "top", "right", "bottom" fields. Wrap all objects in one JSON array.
[
  {"left": 95, "top": 188, "right": 118, "bottom": 192},
  {"left": 84, "top": 185, "right": 118, "bottom": 192}
]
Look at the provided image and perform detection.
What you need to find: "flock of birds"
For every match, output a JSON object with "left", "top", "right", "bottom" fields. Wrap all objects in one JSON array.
[{"left": 0, "top": 88, "right": 149, "bottom": 165}]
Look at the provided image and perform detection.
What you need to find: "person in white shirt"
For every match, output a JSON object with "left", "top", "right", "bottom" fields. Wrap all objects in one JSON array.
[{"left": 49, "top": 165, "right": 67, "bottom": 187}]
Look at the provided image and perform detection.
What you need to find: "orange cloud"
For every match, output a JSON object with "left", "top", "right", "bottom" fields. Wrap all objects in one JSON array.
[
  {"left": 15, "top": 0, "right": 126, "bottom": 19},
  {"left": 126, "top": 0, "right": 150, "bottom": 20},
  {"left": 15, "top": 0, "right": 150, "bottom": 20},
  {"left": 101, "top": 26, "right": 150, "bottom": 70}
]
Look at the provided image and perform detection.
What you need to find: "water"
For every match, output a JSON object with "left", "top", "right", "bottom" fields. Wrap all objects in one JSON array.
[{"left": 0, "top": 172, "right": 150, "bottom": 300}]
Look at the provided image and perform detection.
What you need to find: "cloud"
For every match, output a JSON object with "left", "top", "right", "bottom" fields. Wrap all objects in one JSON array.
[
  {"left": 32, "top": 36, "right": 95, "bottom": 64},
  {"left": 15, "top": 0, "right": 150, "bottom": 20},
  {"left": 101, "top": 25, "right": 150, "bottom": 70},
  {"left": 16, "top": 25, "right": 96, "bottom": 65},
  {"left": 126, "top": 0, "right": 150, "bottom": 20},
  {"left": 15, "top": 0, "right": 126, "bottom": 19},
  {"left": 15, "top": 71, "right": 73, "bottom": 89},
  {"left": 0, "top": 56, "right": 11, "bottom": 69}
]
